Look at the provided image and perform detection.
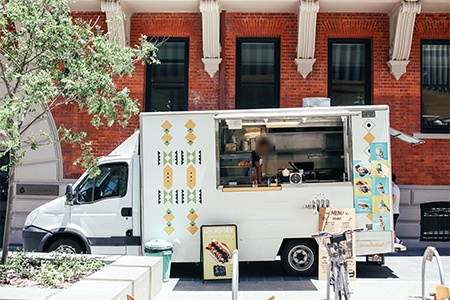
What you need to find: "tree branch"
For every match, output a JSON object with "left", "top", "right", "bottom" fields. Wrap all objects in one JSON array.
[
  {"left": 19, "top": 96, "right": 75, "bottom": 136},
  {"left": 0, "top": 61, "right": 13, "bottom": 97}
]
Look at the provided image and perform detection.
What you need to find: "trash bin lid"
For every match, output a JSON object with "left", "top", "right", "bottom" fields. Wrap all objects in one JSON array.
[{"left": 145, "top": 239, "right": 173, "bottom": 251}]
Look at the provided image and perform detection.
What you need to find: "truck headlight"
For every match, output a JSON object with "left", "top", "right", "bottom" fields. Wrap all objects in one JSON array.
[{"left": 24, "top": 209, "right": 39, "bottom": 227}]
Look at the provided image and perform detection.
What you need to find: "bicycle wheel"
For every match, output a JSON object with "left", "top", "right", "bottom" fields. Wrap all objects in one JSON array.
[
  {"left": 339, "top": 264, "right": 351, "bottom": 299},
  {"left": 333, "top": 263, "right": 342, "bottom": 300}
]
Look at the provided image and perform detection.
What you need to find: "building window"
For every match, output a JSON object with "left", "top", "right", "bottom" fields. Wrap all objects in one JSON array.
[
  {"left": 145, "top": 38, "right": 189, "bottom": 112},
  {"left": 236, "top": 38, "right": 280, "bottom": 109},
  {"left": 328, "top": 39, "right": 371, "bottom": 106},
  {"left": 421, "top": 40, "right": 450, "bottom": 133}
]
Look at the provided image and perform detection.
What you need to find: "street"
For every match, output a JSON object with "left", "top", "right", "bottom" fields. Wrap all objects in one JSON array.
[{"left": 156, "top": 251, "right": 450, "bottom": 300}]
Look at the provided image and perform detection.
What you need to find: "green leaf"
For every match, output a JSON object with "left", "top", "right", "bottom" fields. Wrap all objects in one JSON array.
[{"left": 0, "top": 0, "right": 159, "bottom": 172}]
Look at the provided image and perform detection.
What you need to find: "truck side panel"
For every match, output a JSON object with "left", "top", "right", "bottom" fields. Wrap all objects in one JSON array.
[
  {"left": 140, "top": 114, "right": 218, "bottom": 262},
  {"left": 351, "top": 109, "right": 394, "bottom": 255},
  {"left": 141, "top": 113, "right": 355, "bottom": 262}
]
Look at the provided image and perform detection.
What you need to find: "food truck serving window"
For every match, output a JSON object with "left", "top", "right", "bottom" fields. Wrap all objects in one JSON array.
[{"left": 216, "top": 117, "right": 349, "bottom": 187}]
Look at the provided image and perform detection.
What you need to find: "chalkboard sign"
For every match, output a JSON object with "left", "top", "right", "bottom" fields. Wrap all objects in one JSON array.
[{"left": 201, "top": 225, "right": 237, "bottom": 281}]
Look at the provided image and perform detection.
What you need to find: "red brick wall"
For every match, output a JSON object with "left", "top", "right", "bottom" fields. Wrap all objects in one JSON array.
[
  {"left": 131, "top": 13, "right": 219, "bottom": 111},
  {"left": 388, "top": 13, "right": 450, "bottom": 186},
  {"left": 53, "top": 12, "right": 450, "bottom": 185}
]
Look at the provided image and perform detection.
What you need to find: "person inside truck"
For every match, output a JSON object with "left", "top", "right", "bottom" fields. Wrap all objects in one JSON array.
[{"left": 252, "top": 138, "right": 272, "bottom": 184}]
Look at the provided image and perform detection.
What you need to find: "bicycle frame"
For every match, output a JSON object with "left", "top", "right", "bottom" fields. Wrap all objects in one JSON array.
[{"left": 312, "top": 228, "right": 364, "bottom": 300}]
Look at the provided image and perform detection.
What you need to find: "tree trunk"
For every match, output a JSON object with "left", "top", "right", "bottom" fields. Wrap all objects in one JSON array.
[{"left": 1, "top": 152, "right": 15, "bottom": 264}]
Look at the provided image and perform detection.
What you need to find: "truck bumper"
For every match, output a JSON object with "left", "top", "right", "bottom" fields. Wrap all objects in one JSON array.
[{"left": 22, "top": 226, "right": 51, "bottom": 251}]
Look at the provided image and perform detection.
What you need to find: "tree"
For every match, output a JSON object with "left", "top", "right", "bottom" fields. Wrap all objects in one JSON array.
[{"left": 0, "top": 0, "right": 158, "bottom": 263}]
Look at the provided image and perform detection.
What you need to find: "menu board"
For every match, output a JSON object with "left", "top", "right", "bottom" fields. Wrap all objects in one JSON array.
[
  {"left": 318, "top": 208, "right": 356, "bottom": 281},
  {"left": 201, "top": 225, "right": 237, "bottom": 281}
]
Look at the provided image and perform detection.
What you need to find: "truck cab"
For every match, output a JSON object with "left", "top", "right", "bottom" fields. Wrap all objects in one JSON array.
[{"left": 22, "top": 132, "right": 142, "bottom": 255}]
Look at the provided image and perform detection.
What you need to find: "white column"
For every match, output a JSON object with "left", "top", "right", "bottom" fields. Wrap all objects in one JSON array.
[
  {"left": 387, "top": 0, "right": 421, "bottom": 80},
  {"left": 200, "top": 0, "right": 222, "bottom": 78},
  {"left": 294, "top": 0, "right": 320, "bottom": 79},
  {"left": 101, "top": 0, "right": 130, "bottom": 47}
]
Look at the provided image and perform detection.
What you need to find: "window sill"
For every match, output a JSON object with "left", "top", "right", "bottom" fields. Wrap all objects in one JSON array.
[{"left": 413, "top": 132, "right": 450, "bottom": 139}]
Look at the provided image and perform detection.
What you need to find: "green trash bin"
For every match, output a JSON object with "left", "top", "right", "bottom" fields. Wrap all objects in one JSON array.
[{"left": 144, "top": 239, "right": 173, "bottom": 282}]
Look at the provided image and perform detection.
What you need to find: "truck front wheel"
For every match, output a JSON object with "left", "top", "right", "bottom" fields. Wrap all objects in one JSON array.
[
  {"left": 47, "top": 238, "right": 84, "bottom": 254},
  {"left": 281, "top": 240, "right": 318, "bottom": 276}
]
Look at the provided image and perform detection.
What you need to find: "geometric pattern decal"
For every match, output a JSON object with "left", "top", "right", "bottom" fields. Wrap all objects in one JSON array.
[
  {"left": 363, "top": 119, "right": 375, "bottom": 131},
  {"left": 164, "top": 165, "right": 173, "bottom": 190},
  {"left": 161, "top": 120, "right": 173, "bottom": 146},
  {"left": 187, "top": 208, "right": 198, "bottom": 235},
  {"left": 363, "top": 145, "right": 371, "bottom": 158},
  {"left": 175, "top": 189, "right": 185, "bottom": 204},
  {"left": 164, "top": 151, "right": 173, "bottom": 165},
  {"left": 159, "top": 189, "right": 202, "bottom": 205},
  {"left": 164, "top": 190, "right": 173, "bottom": 204},
  {"left": 164, "top": 209, "right": 175, "bottom": 235},
  {"left": 185, "top": 119, "right": 196, "bottom": 146},
  {"left": 187, "top": 189, "right": 197, "bottom": 204},
  {"left": 186, "top": 165, "right": 196, "bottom": 189},
  {"left": 363, "top": 132, "right": 376, "bottom": 144},
  {"left": 187, "top": 150, "right": 196, "bottom": 165}
]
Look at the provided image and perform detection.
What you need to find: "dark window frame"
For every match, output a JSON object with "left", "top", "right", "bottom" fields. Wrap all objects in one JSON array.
[
  {"left": 145, "top": 38, "right": 189, "bottom": 112},
  {"left": 420, "top": 39, "right": 450, "bottom": 134},
  {"left": 328, "top": 38, "right": 372, "bottom": 106},
  {"left": 235, "top": 38, "right": 281, "bottom": 109}
]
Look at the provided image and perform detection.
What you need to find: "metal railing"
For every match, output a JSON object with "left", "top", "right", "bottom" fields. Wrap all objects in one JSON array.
[
  {"left": 422, "top": 246, "right": 446, "bottom": 300},
  {"left": 232, "top": 249, "right": 239, "bottom": 300}
]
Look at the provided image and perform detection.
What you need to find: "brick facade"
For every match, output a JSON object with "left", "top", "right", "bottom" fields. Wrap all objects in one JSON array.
[{"left": 57, "top": 11, "right": 450, "bottom": 186}]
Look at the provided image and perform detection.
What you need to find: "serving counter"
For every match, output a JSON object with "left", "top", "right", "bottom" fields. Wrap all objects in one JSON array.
[{"left": 222, "top": 186, "right": 282, "bottom": 192}]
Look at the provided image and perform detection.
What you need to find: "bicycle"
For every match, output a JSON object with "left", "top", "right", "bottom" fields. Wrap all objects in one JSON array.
[{"left": 312, "top": 228, "right": 364, "bottom": 300}]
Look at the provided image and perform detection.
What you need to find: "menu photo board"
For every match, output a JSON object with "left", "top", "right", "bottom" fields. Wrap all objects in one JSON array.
[
  {"left": 201, "top": 225, "right": 238, "bottom": 281},
  {"left": 318, "top": 208, "right": 357, "bottom": 281}
]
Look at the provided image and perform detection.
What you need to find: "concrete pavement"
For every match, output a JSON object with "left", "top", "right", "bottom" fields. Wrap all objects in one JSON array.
[{"left": 156, "top": 256, "right": 450, "bottom": 300}]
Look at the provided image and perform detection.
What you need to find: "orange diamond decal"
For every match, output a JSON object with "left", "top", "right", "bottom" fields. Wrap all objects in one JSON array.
[
  {"left": 164, "top": 213, "right": 175, "bottom": 222},
  {"left": 164, "top": 225, "right": 175, "bottom": 235},
  {"left": 187, "top": 213, "right": 198, "bottom": 222},
  {"left": 162, "top": 133, "right": 173, "bottom": 142},
  {"left": 185, "top": 119, "right": 196, "bottom": 129},
  {"left": 161, "top": 120, "right": 173, "bottom": 130},
  {"left": 363, "top": 132, "right": 375, "bottom": 144},
  {"left": 187, "top": 225, "right": 198, "bottom": 235},
  {"left": 185, "top": 132, "right": 196, "bottom": 142}
]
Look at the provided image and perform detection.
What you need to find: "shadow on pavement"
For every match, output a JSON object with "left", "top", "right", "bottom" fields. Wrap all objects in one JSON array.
[
  {"left": 171, "top": 261, "right": 314, "bottom": 281},
  {"left": 171, "top": 260, "right": 399, "bottom": 282},
  {"left": 356, "top": 262, "right": 398, "bottom": 279},
  {"left": 387, "top": 246, "right": 450, "bottom": 257},
  {"left": 170, "top": 261, "right": 317, "bottom": 291}
]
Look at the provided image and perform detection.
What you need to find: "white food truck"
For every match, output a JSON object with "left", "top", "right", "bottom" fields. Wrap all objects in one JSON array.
[{"left": 23, "top": 105, "right": 395, "bottom": 275}]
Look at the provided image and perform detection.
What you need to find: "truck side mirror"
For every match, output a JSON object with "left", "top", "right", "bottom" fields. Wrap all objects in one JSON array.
[{"left": 65, "top": 184, "right": 77, "bottom": 206}]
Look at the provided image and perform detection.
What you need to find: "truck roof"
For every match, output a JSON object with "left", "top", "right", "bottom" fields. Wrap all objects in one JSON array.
[{"left": 139, "top": 105, "right": 389, "bottom": 120}]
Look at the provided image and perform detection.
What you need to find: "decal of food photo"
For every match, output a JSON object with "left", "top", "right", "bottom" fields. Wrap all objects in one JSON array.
[
  {"left": 354, "top": 178, "right": 372, "bottom": 196},
  {"left": 205, "top": 239, "right": 232, "bottom": 264}
]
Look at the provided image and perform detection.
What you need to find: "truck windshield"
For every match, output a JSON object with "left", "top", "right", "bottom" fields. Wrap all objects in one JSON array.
[{"left": 77, "top": 163, "right": 128, "bottom": 203}]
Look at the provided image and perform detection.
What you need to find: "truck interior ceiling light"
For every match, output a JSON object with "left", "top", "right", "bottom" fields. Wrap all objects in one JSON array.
[
  {"left": 266, "top": 121, "right": 302, "bottom": 128},
  {"left": 226, "top": 119, "right": 243, "bottom": 130}
]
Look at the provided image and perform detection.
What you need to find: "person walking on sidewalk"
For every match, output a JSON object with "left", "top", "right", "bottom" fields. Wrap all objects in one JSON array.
[{"left": 392, "top": 173, "right": 402, "bottom": 244}]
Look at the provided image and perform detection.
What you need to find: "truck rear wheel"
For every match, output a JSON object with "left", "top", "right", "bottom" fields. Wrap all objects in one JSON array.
[
  {"left": 47, "top": 238, "right": 84, "bottom": 254},
  {"left": 281, "top": 240, "right": 318, "bottom": 276}
]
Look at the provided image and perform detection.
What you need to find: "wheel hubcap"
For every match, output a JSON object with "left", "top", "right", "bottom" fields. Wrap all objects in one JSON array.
[
  {"left": 288, "top": 245, "right": 314, "bottom": 272},
  {"left": 54, "top": 245, "right": 76, "bottom": 254}
]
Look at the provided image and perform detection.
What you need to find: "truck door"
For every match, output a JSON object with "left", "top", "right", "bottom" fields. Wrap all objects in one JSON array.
[{"left": 71, "top": 162, "right": 132, "bottom": 255}]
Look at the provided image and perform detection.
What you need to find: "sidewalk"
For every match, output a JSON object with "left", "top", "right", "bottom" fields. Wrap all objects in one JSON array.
[{"left": 155, "top": 256, "right": 450, "bottom": 300}]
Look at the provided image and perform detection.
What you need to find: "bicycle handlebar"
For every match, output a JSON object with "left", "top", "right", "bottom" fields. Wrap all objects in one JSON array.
[{"left": 311, "top": 227, "right": 365, "bottom": 239}]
